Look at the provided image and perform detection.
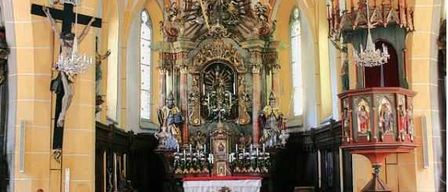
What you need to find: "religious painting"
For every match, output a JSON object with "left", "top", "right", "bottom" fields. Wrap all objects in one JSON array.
[
  {"left": 378, "top": 97, "right": 394, "bottom": 134},
  {"left": 216, "top": 161, "right": 228, "bottom": 176},
  {"left": 214, "top": 140, "right": 227, "bottom": 158},
  {"left": 356, "top": 99, "right": 370, "bottom": 134}
]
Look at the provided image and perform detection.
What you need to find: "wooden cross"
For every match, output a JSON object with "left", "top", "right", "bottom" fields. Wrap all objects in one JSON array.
[{"left": 31, "top": 2, "right": 102, "bottom": 153}]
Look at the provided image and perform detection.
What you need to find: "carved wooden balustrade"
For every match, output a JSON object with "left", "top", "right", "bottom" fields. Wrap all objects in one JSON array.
[{"left": 338, "top": 87, "right": 416, "bottom": 192}]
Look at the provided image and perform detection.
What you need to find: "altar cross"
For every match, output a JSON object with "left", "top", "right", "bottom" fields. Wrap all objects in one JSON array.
[{"left": 31, "top": 2, "right": 102, "bottom": 154}]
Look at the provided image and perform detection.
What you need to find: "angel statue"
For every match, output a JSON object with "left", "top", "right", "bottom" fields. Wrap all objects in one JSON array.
[
  {"left": 155, "top": 92, "right": 184, "bottom": 150},
  {"left": 259, "top": 92, "right": 285, "bottom": 147}
]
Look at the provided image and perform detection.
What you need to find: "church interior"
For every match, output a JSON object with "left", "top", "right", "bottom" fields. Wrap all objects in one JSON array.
[{"left": 0, "top": 0, "right": 446, "bottom": 191}]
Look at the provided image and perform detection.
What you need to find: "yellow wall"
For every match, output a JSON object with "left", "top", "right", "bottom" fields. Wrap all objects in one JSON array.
[{"left": 5, "top": 0, "right": 97, "bottom": 191}]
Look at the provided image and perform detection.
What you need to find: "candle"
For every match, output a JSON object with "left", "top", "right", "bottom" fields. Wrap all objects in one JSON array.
[
  {"left": 189, "top": 144, "right": 192, "bottom": 153},
  {"left": 64, "top": 168, "right": 70, "bottom": 192},
  {"left": 235, "top": 144, "right": 238, "bottom": 153},
  {"left": 262, "top": 144, "right": 265, "bottom": 153},
  {"left": 250, "top": 144, "right": 253, "bottom": 152},
  {"left": 256, "top": 147, "right": 259, "bottom": 156},
  {"left": 183, "top": 149, "right": 186, "bottom": 159},
  {"left": 177, "top": 145, "right": 179, "bottom": 153},
  {"left": 204, "top": 144, "right": 206, "bottom": 153}
]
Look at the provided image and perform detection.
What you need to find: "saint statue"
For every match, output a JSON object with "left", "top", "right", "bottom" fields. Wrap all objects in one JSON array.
[
  {"left": 236, "top": 76, "right": 250, "bottom": 125},
  {"left": 155, "top": 92, "right": 184, "bottom": 150},
  {"left": 342, "top": 100, "right": 352, "bottom": 142},
  {"left": 259, "top": 92, "right": 284, "bottom": 147}
]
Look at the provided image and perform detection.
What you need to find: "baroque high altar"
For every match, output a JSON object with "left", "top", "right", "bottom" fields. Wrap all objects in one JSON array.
[{"left": 153, "top": 0, "right": 288, "bottom": 179}]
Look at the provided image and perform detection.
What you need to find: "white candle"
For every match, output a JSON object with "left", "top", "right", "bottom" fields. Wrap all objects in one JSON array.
[
  {"left": 256, "top": 147, "right": 259, "bottom": 156},
  {"left": 250, "top": 144, "right": 253, "bottom": 152},
  {"left": 189, "top": 144, "right": 192, "bottom": 153},
  {"left": 64, "top": 168, "right": 70, "bottom": 192},
  {"left": 235, "top": 144, "right": 238, "bottom": 152},
  {"left": 183, "top": 149, "right": 186, "bottom": 159},
  {"left": 262, "top": 144, "right": 265, "bottom": 152}
]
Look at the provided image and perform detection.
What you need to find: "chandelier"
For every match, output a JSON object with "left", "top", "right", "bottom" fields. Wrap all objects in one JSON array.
[
  {"left": 57, "top": 36, "right": 93, "bottom": 75},
  {"left": 55, "top": 1, "right": 93, "bottom": 75},
  {"left": 353, "top": 2, "right": 390, "bottom": 67}
]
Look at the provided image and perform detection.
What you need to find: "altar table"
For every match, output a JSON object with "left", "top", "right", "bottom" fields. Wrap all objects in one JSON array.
[{"left": 183, "top": 176, "right": 262, "bottom": 192}]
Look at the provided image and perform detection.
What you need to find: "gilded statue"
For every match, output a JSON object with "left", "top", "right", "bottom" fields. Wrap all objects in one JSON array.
[
  {"left": 155, "top": 92, "right": 184, "bottom": 150},
  {"left": 259, "top": 92, "right": 285, "bottom": 147},
  {"left": 189, "top": 76, "right": 202, "bottom": 126},
  {"left": 236, "top": 76, "right": 250, "bottom": 125}
]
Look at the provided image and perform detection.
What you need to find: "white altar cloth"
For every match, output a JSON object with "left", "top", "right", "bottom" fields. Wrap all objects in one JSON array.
[{"left": 183, "top": 176, "right": 262, "bottom": 192}]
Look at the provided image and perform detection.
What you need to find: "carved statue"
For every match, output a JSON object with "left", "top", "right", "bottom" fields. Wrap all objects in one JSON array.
[
  {"left": 254, "top": 2, "right": 269, "bottom": 23},
  {"left": 95, "top": 50, "right": 111, "bottom": 113},
  {"left": 342, "top": 100, "right": 352, "bottom": 142},
  {"left": 183, "top": 0, "right": 204, "bottom": 25},
  {"left": 189, "top": 76, "right": 202, "bottom": 126},
  {"left": 259, "top": 92, "right": 284, "bottom": 147},
  {"left": 156, "top": 92, "right": 184, "bottom": 150},
  {"left": 160, "top": 2, "right": 180, "bottom": 41},
  {"left": 236, "top": 76, "right": 250, "bottom": 125}
]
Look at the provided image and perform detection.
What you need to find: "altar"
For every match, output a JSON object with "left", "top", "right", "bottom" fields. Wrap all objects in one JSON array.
[
  {"left": 183, "top": 176, "right": 262, "bottom": 192},
  {"left": 152, "top": 0, "right": 290, "bottom": 190}
]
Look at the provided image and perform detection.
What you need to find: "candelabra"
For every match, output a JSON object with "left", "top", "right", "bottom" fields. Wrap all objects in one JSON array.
[
  {"left": 231, "top": 144, "right": 270, "bottom": 176},
  {"left": 173, "top": 146, "right": 210, "bottom": 176},
  {"left": 57, "top": 37, "right": 93, "bottom": 75}
]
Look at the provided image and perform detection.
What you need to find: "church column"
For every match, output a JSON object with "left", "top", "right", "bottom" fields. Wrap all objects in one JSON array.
[
  {"left": 252, "top": 65, "right": 261, "bottom": 145},
  {"left": 159, "top": 67, "right": 167, "bottom": 107},
  {"left": 179, "top": 66, "right": 189, "bottom": 145},
  {"left": 271, "top": 64, "right": 280, "bottom": 96}
]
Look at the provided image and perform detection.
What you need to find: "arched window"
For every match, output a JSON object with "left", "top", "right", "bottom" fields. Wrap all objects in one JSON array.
[
  {"left": 290, "top": 8, "right": 303, "bottom": 116},
  {"left": 140, "top": 10, "right": 152, "bottom": 121}
]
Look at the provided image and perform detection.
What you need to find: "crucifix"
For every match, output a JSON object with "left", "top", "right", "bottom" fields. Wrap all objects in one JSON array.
[{"left": 31, "top": 1, "right": 102, "bottom": 161}]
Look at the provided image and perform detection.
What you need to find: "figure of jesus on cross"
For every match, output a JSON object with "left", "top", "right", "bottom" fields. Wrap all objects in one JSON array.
[{"left": 31, "top": 0, "right": 103, "bottom": 161}]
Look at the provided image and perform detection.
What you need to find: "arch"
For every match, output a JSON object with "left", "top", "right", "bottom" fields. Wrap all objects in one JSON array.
[{"left": 364, "top": 40, "right": 400, "bottom": 88}]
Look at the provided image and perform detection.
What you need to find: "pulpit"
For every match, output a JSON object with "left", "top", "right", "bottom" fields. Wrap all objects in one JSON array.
[{"left": 183, "top": 176, "right": 262, "bottom": 192}]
